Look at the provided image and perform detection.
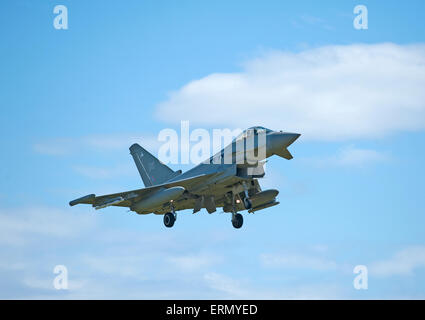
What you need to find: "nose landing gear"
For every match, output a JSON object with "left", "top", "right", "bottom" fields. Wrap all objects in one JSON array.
[{"left": 229, "top": 188, "right": 245, "bottom": 229}]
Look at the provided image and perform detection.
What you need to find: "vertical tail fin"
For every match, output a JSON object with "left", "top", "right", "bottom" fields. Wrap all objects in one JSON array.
[{"left": 129, "top": 143, "right": 180, "bottom": 187}]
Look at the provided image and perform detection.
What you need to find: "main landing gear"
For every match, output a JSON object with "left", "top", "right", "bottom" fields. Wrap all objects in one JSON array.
[
  {"left": 231, "top": 212, "right": 243, "bottom": 229},
  {"left": 163, "top": 212, "right": 175, "bottom": 228},
  {"left": 164, "top": 202, "right": 177, "bottom": 228}
]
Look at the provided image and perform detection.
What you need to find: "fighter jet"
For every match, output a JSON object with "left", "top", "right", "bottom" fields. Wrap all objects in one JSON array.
[{"left": 69, "top": 126, "right": 300, "bottom": 229}]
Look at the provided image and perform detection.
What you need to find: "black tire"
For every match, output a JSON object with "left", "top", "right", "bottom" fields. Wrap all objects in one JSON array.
[
  {"left": 163, "top": 212, "right": 175, "bottom": 228},
  {"left": 232, "top": 213, "right": 243, "bottom": 229},
  {"left": 243, "top": 198, "right": 252, "bottom": 210}
]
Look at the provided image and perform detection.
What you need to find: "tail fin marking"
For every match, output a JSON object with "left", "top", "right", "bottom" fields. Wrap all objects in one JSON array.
[{"left": 129, "top": 143, "right": 178, "bottom": 187}]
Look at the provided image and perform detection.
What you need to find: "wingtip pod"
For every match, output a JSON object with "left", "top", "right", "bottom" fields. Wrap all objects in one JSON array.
[{"left": 69, "top": 194, "right": 96, "bottom": 206}]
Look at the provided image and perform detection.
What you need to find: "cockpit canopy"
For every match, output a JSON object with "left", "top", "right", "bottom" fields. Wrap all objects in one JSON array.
[{"left": 234, "top": 126, "right": 272, "bottom": 141}]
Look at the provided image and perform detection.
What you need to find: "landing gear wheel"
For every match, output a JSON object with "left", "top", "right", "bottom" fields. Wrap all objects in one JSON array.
[
  {"left": 243, "top": 198, "right": 252, "bottom": 210},
  {"left": 232, "top": 213, "right": 243, "bottom": 229},
  {"left": 164, "top": 212, "right": 175, "bottom": 228}
]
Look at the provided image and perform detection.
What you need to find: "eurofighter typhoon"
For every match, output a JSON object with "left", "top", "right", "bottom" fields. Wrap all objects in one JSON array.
[{"left": 69, "top": 127, "right": 300, "bottom": 229}]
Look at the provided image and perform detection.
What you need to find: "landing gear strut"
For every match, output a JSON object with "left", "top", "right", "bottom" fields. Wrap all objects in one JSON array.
[
  {"left": 230, "top": 190, "right": 244, "bottom": 229},
  {"left": 243, "top": 198, "right": 252, "bottom": 210},
  {"left": 242, "top": 181, "right": 252, "bottom": 209}
]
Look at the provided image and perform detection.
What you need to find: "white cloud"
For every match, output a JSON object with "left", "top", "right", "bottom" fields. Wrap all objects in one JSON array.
[
  {"left": 0, "top": 206, "right": 230, "bottom": 299},
  {"left": 73, "top": 163, "right": 134, "bottom": 179},
  {"left": 303, "top": 145, "right": 388, "bottom": 167},
  {"left": 81, "top": 134, "right": 160, "bottom": 152},
  {"left": 370, "top": 246, "right": 425, "bottom": 277},
  {"left": 33, "top": 134, "right": 161, "bottom": 156},
  {"left": 0, "top": 207, "right": 96, "bottom": 246},
  {"left": 22, "top": 276, "right": 86, "bottom": 291},
  {"left": 330, "top": 146, "right": 388, "bottom": 166},
  {"left": 156, "top": 43, "right": 425, "bottom": 140},
  {"left": 203, "top": 272, "right": 344, "bottom": 299},
  {"left": 203, "top": 272, "right": 250, "bottom": 298},
  {"left": 260, "top": 253, "right": 337, "bottom": 271},
  {"left": 168, "top": 253, "right": 221, "bottom": 272},
  {"left": 80, "top": 254, "right": 151, "bottom": 280},
  {"left": 33, "top": 138, "right": 75, "bottom": 156},
  {"left": 3, "top": 204, "right": 424, "bottom": 299},
  {"left": 295, "top": 15, "right": 334, "bottom": 31}
]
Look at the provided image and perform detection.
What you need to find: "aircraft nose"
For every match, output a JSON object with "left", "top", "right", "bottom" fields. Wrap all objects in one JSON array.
[
  {"left": 283, "top": 132, "right": 301, "bottom": 146},
  {"left": 270, "top": 132, "right": 301, "bottom": 150},
  {"left": 266, "top": 131, "right": 300, "bottom": 159}
]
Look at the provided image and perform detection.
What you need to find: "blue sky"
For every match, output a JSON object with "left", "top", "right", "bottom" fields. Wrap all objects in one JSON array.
[{"left": 1, "top": 0, "right": 425, "bottom": 299}]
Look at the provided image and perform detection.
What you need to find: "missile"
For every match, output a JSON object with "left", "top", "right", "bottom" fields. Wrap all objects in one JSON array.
[
  {"left": 95, "top": 196, "right": 125, "bottom": 210},
  {"left": 131, "top": 186, "right": 185, "bottom": 213},
  {"left": 249, "top": 189, "right": 279, "bottom": 207},
  {"left": 248, "top": 200, "right": 280, "bottom": 213}
]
